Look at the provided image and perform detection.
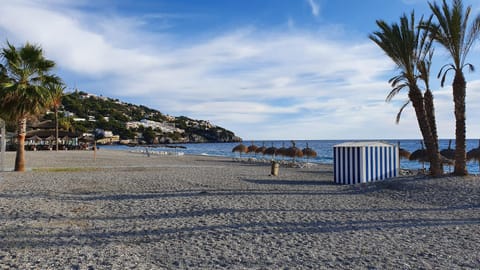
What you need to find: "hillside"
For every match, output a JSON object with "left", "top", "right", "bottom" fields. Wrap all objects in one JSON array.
[{"left": 47, "top": 91, "right": 242, "bottom": 144}]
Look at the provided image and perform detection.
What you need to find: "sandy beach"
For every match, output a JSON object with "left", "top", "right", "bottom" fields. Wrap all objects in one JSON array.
[{"left": 0, "top": 150, "right": 479, "bottom": 269}]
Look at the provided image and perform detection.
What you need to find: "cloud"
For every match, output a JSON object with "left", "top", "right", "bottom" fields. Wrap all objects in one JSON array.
[
  {"left": 306, "top": 0, "right": 320, "bottom": 17},
  {"left": 2, "top": 0, "right": 480, "bottom": 140}
]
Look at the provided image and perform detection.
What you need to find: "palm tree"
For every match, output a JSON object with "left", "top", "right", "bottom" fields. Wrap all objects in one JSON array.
[
  {"left": 370, "top": 12, "right": 443, "bottom": 176},
  {"left": 418, "top": 49, "right": 440, "bottom": 152},
  {"left": 45, "top": 82, "right": 65, "bottom": 152},
  {"left": 0, "top": 42, "right": 60, "bottom": 171},
  {"left": 424, "top": 0, "right": 480, "bottom": 176}
]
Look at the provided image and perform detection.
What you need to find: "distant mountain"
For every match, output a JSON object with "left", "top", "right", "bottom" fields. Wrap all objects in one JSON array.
[{"left": 52, "top": 91, "right": 242, "bottom": 144}]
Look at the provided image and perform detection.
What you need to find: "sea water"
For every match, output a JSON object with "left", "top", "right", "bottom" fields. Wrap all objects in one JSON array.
[{"left": 101, "top": 139, "right": 480, "bottom": 174}]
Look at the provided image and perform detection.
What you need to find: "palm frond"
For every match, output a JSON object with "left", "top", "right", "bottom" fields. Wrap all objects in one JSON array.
[
  {"left": 437, "top": 65, "right": 455, "bottom": 87},
  {"left": 0, "top": 41, "right": 58, "bottom": 120},
  {"left": 462, "top": 63, "right": 475, "bottom": 72},
  {"left": 396, "top": 100, "right": 411, "bottom": 124},
  {"left": 386, "top": 85, "right": 407, "bottom": 102}
]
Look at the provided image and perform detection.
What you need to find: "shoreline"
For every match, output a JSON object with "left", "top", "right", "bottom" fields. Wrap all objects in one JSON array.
[{"left": 0, "top": 150, "right": 479, "bottom": 268}]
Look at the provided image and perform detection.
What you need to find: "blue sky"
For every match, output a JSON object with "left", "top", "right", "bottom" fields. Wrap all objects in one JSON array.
[{"left": 1, "top": 0, "right": 480, "bottom": 140}]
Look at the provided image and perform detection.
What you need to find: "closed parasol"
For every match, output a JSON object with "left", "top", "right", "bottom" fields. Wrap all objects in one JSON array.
[
  {"left": 232, "top": 143, "right": 248, "bottom": 158},
  {"left": 302, "top": 142, "right": 317, "bottom": 162}
]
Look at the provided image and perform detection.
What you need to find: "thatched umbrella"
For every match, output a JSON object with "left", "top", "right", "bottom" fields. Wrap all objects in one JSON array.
[
  {"left": 45, "top": 135, "right": 55, "bottom": 141},
  {"left": 409, "top": 141, "right": 428, "bottom": 170},
  {"left": 440, "top": 139, "right": 455, "bottom": 172},
  {"left": 302, "top": 142, "right": 317, "bottom": 162},
  {"left": 247, "top": 142, "right": 258, "bottom": 155},
  {"left": 398, "top": 141, "right": 411, "bottom": 160},
  {"left": 467, "top": 140, "right": 480, "bottom": 172},
  {"left": 27, "top": 135, "right": 42, "bottom": 146},
  {"left": 232, "top": 143, "right": 248, "bottom": 158},
  {"left": 264, "top": 143, "right": 278, "bottom": 158},
  {"left": 255, "top": 142, "right": 267, "bottom": 156},
  {"left": 277, "top": 142, "right": 287, "bottom": 160},
  {"left": 440, "top": 139, "right": 455, "bottom": 160},
  {"left": 27, "top": 135, "right": 42, "bottom": 142},
  {"left": 26, "top": 135, "right": 42, "bottom": 149},
  {"left": 286, "top": 141, "right": 303, "bottom": 162}
]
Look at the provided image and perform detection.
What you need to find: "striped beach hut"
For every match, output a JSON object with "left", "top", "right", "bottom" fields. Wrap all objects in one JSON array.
[{"left": 333, "top": 142, "right": 399, "bottom": 185}]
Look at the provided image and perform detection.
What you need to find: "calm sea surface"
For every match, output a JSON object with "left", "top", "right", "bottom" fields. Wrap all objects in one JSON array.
[{"left": 101, "top": 139, "right": 480, "bottom": 174}]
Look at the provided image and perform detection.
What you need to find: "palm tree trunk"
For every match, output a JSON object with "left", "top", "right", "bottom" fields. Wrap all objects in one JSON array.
[
  {"left": 424, "top": 90, "right": 439, "bottom": 150},
  {"left": 14, "top": 118, "right": 27, "bottom": 172},
  {"left": 424, "top": 89, "right": 443, "bottom": 176},
  {"left": 55, "top": 106, "right": 59, "bottom": 152},
  {"left": 453, "top": 70, "right": 468, "bottom": 176},
  {"left": 409, "top": 87, "right": 443, "bottom": 177}
]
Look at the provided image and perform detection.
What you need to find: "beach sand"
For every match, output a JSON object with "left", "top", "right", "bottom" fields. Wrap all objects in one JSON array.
[{"left": 0, "top": 150, "right": 479, "bottom": 269}]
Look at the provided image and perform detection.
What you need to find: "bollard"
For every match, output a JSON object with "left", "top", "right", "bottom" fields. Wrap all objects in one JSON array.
[{"left": 270, "top": 161, "right": 279, "bottom": 176}]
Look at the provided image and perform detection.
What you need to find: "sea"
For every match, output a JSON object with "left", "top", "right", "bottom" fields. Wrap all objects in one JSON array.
[{"left": 100, "top": 139, "right": 480, "bottom": 174}]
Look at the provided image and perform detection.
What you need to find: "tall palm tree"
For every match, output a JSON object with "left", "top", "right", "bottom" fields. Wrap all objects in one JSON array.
[
  {"left": 0, "top": 42, "right": 60, "bottom": 171},
  {"left": 370, "top": 12, "right": 443, "bottom": 176},
  {"left": 418, "top": 49, "right": 440, "bottom": 152},
  {"left": 45, "top": 82, "right": 65, "bottom": 152},
  {"left": 425, "top": 0, "right": 480, "bottom": 175}
]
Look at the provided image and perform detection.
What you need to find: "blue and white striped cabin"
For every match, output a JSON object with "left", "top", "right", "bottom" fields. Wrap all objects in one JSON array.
[{"left": 333, "top": 142, "right": 399, "bottom": 185}]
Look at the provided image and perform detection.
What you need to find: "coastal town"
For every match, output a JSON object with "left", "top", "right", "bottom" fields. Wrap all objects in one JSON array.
[{"left": 2, "top": 91, "right": 241, "bottom": 151}]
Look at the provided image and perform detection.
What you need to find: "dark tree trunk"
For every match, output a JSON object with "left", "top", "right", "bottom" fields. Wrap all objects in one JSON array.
[
  {"left": 424, "top": 90, "right": 439, "bottom": 150},
  {"left": 409, "top": 86, "right": 443, "bottom": 177},
  {"left": 424, "top": 89, "right": 443, "bottom": 176},
  {"left": 453, "top": 70, "right": 467, "bottom": 176},
  {"left": 55, "top": 106, "right": 59, "bottom": 152},
  {"left": 14, "top": 118, "right": 27, "bottom": 172}
]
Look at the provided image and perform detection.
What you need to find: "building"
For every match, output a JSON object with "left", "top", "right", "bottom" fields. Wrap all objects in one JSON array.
[{"left": 126, "top": 119, "right": 184, "bottom": 134}]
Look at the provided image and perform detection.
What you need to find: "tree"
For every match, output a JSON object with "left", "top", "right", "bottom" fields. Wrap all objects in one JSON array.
[
  {"left": 0, "top": 41, "right": 60, "bottom": 171},
  {"left": 370, "top": 12, "right": 443, "bottom": 176},
  {"left": 425, "top": 0, "right": 480, "bottom": 176},
  {"left": 142, "top": 127, "right": 156, "bottom": 144},
  {"left": 45, "top": 82, "right": 65, "bottom": 152}
]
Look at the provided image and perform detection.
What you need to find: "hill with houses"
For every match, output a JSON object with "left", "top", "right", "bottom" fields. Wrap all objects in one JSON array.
[{"left": 41, "top": 91, "right": 242, "bottom": 144}]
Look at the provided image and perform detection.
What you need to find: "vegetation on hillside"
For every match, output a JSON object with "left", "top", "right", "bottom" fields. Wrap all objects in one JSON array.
[{"left": 56, "top": 91, "right": 240, "bottom": 143}]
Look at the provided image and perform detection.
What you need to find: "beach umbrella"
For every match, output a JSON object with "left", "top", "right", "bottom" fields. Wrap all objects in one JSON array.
[
  {"left": 27, "top": 135, "right": 42, "bottom": 145},
  {"left": 440, "top": 139, "right": 455, "bottom": 160},
  {"left": 247, "top": 142, "right": 258, "bottom": 155},
  {"left": 277, "top": 142, "right": 287, "bottom": 160},
  {"left": 398, "top": 141, "right": 411, "bottom": 160},
  {"left": 467, "top": 140, "right": 480, "bottom": 172},
  {"left": 255, "top": 142, "right": 267, "bottom": 156},
  {"left": 232, "top": 143, "right": 248, "bottom": 158},
  {"left": 264, "top": 143, "right": 278, "bottom": 158},
  {"left": 286, "top": 141, "right": 303, "bottom": 162},
  {"left": 409, "top": 141, "right": 428, "bottom": 170},
  {"left": 302, "top": 142, "right": 317, "bottom": 162},
  {"left": 440, "top": 140, "right": 455, "bottom": 172},
  {"left": 27, "top": 135, "right": 42, "bottom": 142}
]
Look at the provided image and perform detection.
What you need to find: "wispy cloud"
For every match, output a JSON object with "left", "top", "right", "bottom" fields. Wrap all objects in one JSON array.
[
  {"left": 1, "top": 0, "right": 480, "bottom": 139},
  {"left": 306, "top": 0, "right": 320, "bottom": 17}
]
